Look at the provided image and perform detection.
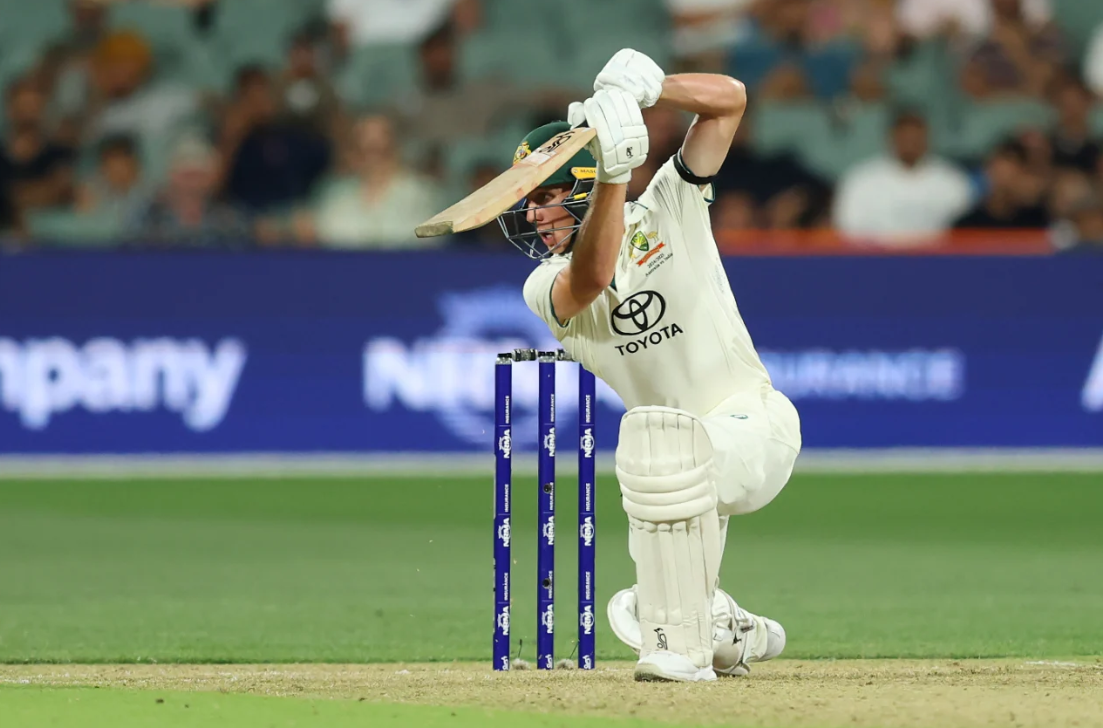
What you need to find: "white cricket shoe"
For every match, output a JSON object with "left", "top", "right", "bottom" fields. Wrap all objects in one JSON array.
[
  {"left": 609, "top": 586, "right": 786, "bottom": 677},
  {"left": 634, "top": 650, "right": 717, "bottom": 683}
]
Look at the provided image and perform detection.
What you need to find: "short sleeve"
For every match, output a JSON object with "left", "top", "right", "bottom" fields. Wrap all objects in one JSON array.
[
  {"left": 636, "top": 156, "right": 714, "bottom": 225},
  {"left": 523, "top": 258, "right": 571, "bottom": 331}
]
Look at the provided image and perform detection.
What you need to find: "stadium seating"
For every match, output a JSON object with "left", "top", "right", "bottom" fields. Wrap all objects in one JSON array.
[
  {"left": 27, "top": 207, "right": 122, "bottom": 248},
  {"left": 458, "top": 30, "right": 568, "bottom": 87},
  {"left": 749, "top": 101, "right": 831, "bottom": 156},
  {"left": 937, "top": 99, "right": 1056, "bottom": 162},
  {"left": 0, "top": 0, "right": 68, "bottom": 88},
  {"left": 337, "top": 43, "right": 420, "bottom": 112},
  {"left": 1051, "top": 0, "right": 1103, "bottom": 57}
]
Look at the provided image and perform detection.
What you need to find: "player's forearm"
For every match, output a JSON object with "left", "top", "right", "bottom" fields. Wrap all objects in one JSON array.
[
  {"left": 570, "top": 182, "right": 627, "bottom": 295},
  {"left": 656, "top": 74, "right": 747, "bottom": 119}
]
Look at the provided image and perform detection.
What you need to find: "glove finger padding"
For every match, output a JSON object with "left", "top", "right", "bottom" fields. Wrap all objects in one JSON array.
[
  {"left": 567, "top": 101, "right": 586, "bottom": 129},
  {"left": 596, "top": 71, "right": 647, "bottom": 106},
  {"left": 584, "top": 89, "right": 649, "bottom": 185},
  {"left": 594, "top": 48, "right": 665, "bottom": 109}
]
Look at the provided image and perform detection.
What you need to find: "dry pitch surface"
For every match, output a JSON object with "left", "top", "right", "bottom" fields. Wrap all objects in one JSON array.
[{"left": 4, "top": 660, "right": 1103, "bottom": 728}]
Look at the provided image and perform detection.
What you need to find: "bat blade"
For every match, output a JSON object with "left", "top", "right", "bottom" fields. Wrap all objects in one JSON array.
[{"left": 415, "top": 127, "right": 597, "bottom": 238}]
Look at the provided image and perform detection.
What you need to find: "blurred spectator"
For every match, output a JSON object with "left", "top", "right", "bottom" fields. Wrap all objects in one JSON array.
[
  {"left": 75, "top": 135, "right": 147, "bottom": 224},
  {"left": 1084, "top": 22, "right": 1103, "bottom": 98},
  {"left": 63, "top": 30, "right": 199, "bottom": 152},
  {"left": 959, "top": 56, "right": 997, "bottom": 100},
  {"left": 328, "top": 0, "right": 470, "bottom": 55},
  {"left": 852, "top": 0, "right": 902, "bottom": 61},
  {"left": 275, "top": 32, "right": 344, "bottom": 140},
  {"left": 1048, "top": 168, "right": 1094, "bottom": 222},
  {"left": 311, "top": 114, "right": 442, "bottom": 248},
  {"left": 1016, "top": 127, "right": 1054, "bottom": 177},
  {"left": 394, "top": 22, "right": 568, "bottom": 152},
  {"left": 1064, "top": 198, "right": 1103, "bottom": 253},
  {"left": 953, "top": 140, "right": 1049, "bottom": 229},
  {"left": 896, "top": 0, "right": 1050, "bottom": 40},
  {"left": 42, "top": 0, "right": 111, "bottom": 136},
  {"left": 130, "top": 135, "right": 251, "bottom": 248},
  {"left": 834, "top": 111, "right": 973, "bottom": 239},
  {"left": 221, "top": 66, "right": 331, "bottom": 214},
  {"left": 665, "top": 0, "right": 757, "bottom": 70},
  {"left": 847, "top": 58, "right": 888, "bottom": 103},
  {"left": 728, "top": 0, "right": 859, "bottom": 100},
  {"left": 1047, "top": 168, "right": 1095, "bottom": 246},
  {"left": 0, "top": 79, "right": 76, "bottom": 234},
  {"left": 60, "top": 0, "right": 111, "bottom": 55},
  {"left": 966, "top": 0, "right": 1065, "bottom": 98},
  {"left": 1048, "top": 76, "right": 1100, "bottom": 175},
  {"left": 757, "top": 63, "right": 814, "bottom": 100},
  {"left": 713, "top": 114, "right": 830, "bottom": 228},
  {"left": 712, "top": 191, "right": 759, "bottom": 231}
]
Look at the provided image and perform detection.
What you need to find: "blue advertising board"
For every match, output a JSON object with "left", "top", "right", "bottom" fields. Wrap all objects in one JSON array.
[{"left": 0, "top": 252, "right": 1099, "bottom": 453}]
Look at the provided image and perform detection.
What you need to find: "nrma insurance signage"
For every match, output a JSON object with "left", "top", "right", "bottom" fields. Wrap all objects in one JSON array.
[
  {"left": 362, "top": 286, "right": 622, "bottom": 448},
  {"left": 0, "top": 253, "right": 1098, "bottom": 453}
]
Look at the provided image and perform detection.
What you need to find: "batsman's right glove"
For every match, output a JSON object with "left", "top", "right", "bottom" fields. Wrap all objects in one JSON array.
[{"left": 567, "top": 88, "right": 649, "bottom": 185}]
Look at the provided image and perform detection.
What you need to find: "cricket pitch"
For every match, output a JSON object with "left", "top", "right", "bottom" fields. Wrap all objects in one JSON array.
[{"left": 3, "top": 659, "right": 1102, "bottom": 727}]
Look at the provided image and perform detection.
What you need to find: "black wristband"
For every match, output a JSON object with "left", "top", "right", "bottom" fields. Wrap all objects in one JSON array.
[{"left": 674, "top": 151, "right": 715, "bottom": 186}]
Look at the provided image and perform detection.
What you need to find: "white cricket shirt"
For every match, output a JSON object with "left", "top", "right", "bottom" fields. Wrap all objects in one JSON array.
[{"left": 523, "top": 157, "right": 773, "bottom": 416}]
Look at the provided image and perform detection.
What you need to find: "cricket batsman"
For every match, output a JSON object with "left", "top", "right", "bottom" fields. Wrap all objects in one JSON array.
[{"left": 498, "top": 50, "right": 801, "bottom": 682}]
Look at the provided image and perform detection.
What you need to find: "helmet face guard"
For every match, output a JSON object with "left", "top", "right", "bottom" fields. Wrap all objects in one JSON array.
[
  {"left": 499, "top": 119, "right": 598, "bottom": 261},
  {"left": 497, "top": 178, "right": 594, "bottom": 260}
]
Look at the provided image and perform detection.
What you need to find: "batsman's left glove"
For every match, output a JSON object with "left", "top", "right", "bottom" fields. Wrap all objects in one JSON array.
[{"left": 594, "top": 48, "right": 666, "bottom": 109}]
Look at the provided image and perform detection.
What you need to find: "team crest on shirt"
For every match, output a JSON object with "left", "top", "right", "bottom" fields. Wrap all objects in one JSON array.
[{"left": 628, "top": 230, "right": 672, "bottom": 272}]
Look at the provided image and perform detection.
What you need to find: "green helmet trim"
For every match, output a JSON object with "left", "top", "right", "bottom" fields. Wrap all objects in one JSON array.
[{"left": 513, "top": 121, "right": 597, "bottom": 189}]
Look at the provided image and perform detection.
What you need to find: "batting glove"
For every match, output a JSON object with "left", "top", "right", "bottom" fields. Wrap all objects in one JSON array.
[
  {"left": 570, "top": 89, "right": 649, "bottom": 185},
  {"left": 594, "top": 48, "right": 666, "bottom": 109}
]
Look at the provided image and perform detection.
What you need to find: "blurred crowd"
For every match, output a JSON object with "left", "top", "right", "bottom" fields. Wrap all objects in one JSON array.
[{"left": 1, "top": 0, "right": 1102, "bottom": 252}]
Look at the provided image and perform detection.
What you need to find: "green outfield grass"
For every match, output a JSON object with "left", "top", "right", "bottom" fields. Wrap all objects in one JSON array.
[
  {"left": 0, "top": 473, "right": 1100, "bottom": 664},
  {"left": 1, "top": 687, "right": 667, "bottom": 728}
]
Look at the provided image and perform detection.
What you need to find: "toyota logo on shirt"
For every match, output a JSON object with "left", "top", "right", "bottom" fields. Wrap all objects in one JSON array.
[{"left": 611, "top": 291, "right": 667, "bottom": 336}]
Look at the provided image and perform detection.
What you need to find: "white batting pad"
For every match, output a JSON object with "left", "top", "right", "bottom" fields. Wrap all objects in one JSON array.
[{"left": 616, "top": 407, "right": 722, "bottom": 669}]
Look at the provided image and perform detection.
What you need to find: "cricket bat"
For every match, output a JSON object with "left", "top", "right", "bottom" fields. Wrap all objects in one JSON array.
[{"left": 415, "top": 127, "right": 597, "bottom": 238}]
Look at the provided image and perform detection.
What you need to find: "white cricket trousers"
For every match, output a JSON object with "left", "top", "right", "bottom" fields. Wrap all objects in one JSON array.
[{"left": 701, "top": 387, "right": 802, "bottom": 516}]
